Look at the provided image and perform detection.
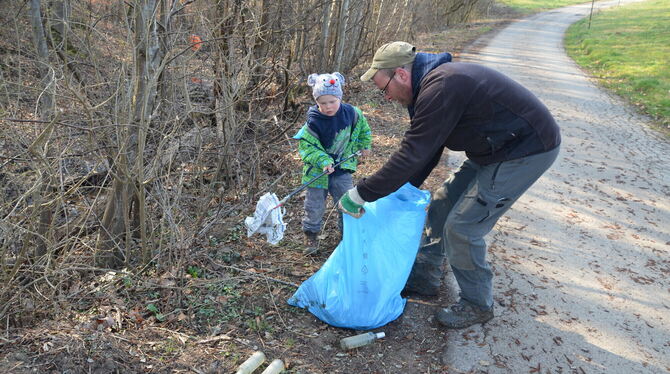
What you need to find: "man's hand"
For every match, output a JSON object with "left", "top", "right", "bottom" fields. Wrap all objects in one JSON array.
[{"left": 338, "top": 187, "right": 366, "bottom": 218}]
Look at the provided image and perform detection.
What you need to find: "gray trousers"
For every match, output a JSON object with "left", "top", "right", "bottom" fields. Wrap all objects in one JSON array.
[
  {"left": 302, "top": 173, "right": 353, "bottom": 233},
  {"left": 406, "top": 147, "right": 560, "bottom": 309}
]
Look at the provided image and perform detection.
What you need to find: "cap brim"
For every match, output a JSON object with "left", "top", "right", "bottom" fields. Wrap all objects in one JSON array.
[{"left": 360, "top": 67, "right": 378, "bottom": 82}]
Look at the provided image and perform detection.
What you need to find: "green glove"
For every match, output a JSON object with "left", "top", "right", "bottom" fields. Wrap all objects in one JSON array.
[{"left": 338, "top": 187, "right": 366, "bottom": 218}]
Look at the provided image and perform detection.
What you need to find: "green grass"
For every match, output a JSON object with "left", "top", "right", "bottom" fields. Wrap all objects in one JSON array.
[
  {"left": 500, "top": 0, "right": 589, "bottom": 12},
  {"left": 565, "top": 0, "right": 670, "bottom": 130}
]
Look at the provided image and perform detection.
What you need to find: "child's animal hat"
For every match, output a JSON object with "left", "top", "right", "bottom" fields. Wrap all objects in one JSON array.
[{"left": 308, "top": 72, "right": 345, "bottom": 100}]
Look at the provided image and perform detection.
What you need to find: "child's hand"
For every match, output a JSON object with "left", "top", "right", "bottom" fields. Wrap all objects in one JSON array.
[
  {"left": 359, "top": 149, "right": 371, "bottom": 159},
  {"left": 323, "top": 164, "right": 334, "bottom": 174}
]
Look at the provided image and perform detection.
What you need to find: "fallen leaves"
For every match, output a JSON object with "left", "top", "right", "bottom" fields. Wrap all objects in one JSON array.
[
  {"left": 529, "top": 239, "right": 547, "bottom": 247},
  {"left": 552, "top": 336, "right": 563, "bottom": 346},
  {"left": 630, "top": 275, "right": 655, "bottom": 285},
  {"left": 92, "top": 315, "right": 116, "bottom": 331},
  {"left": 529, "top": 305, "right": 548, "bottom": 316}
]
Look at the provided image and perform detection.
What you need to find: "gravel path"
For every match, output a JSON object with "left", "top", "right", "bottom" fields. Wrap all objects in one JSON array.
[{"left": 442, "top": 1, "right": 670, "bottom": 372}]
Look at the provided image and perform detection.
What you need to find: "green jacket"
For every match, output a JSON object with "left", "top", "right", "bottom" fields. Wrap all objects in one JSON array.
[{"left": 293, "top": 104, "right": 371, "bottom": 189}]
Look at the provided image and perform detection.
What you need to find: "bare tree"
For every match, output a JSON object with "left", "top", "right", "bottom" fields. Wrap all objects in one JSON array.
[
  {"left": 27, "top": 0, "right": 57, "bottom": 259},
  {"left": 96, "top": 0, "right": 168, "bottom": 267},
  {"left": 29, "top": 0, "right": 54, "bottom": 117},
  {"left": 1, "top": 0, "right": 493, "bottom": 326}
]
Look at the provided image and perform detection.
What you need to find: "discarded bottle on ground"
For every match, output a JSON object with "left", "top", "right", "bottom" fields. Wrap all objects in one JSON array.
[
  {"left": 261, "top": 359, "right": 285, "bottom": 374},
  {"left": 340, "top": 331, "right": 386, "bottom": 350},
  {"left": 236, "top": 351, "right": 266, "bottom": 374}
]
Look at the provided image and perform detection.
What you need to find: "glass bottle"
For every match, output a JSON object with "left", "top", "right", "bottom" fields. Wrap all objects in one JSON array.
[{"left": 340, "top": 331, "right": 386, "bottom": 350}]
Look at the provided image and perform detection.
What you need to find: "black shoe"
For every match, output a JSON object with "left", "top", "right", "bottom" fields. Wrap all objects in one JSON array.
[
  {"left": 435, "top": 299, "right": 493, "bottom": 329},
  {"left": 402, "top": 281, "right": 439, "bottom": 297},
  {"left": 303, "top": 231, "right": 319, "bottom": 255},
  {"left": 402, "top": 240, "right": 443, "bottom": 297}
]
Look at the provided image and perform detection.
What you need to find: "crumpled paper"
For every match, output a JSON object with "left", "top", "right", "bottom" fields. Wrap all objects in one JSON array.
[{"left": 244, "top": 192, "right": 286, "bottom": 245}]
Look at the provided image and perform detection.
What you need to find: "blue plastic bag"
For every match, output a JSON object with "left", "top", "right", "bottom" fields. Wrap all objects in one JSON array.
[{"left": 288, "top": 183, "right": 430, "bottom": 330}]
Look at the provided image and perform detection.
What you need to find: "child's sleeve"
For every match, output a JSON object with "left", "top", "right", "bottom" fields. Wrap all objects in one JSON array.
[
  {"left": 354, "top": 107, "right": 372, "bottom": 151},
  {"left": 297, "top": 127, "right": 334, "bottom": 169}
]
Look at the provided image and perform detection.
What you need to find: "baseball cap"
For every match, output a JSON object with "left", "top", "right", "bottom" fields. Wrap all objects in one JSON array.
[{"left": 360, "top": 41, "right": 416, "bottom": 81}]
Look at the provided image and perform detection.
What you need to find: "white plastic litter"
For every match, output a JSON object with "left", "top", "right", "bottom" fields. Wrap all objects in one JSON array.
[{"left": 244, "top": 192, "right": 286, "bottom": 245}]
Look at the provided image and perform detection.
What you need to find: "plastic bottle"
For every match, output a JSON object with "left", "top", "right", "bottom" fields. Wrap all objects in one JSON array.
[
  {"left": 236, "top": 351, "right": 266, "bottom": 374},
  {"left": 260, "top": 359, "right": 285, "bottom": 374},
  {"left": 339, "top": 331, "right": 386, "bottom": 350}
]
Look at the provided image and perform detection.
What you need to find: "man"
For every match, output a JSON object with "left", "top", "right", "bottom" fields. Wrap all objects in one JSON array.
[{"left": 338, "top": 42, "right": 561, "bottom": 329}]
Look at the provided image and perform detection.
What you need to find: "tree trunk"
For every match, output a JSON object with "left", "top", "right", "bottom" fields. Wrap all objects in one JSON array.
[
  {"left": 29, "top": 0, "right": 53, "bottom": 116},
  {"left": 27, "top": 0, "right": 56, "bottom": 259},
  {"left": 334, "top": 0, "right": 350, "bottom": 71},
  {"left": 251, "top": 0, "right": 270, "bottom": 86},
  {"left": 97, "top": 0, "right": 163, "bottom": 268},
  {"left": 343, "top": 0, "right": 368, "bottom": 71},
  {"left": 47, "top": 0, "right": 84, "bottom": 85},
  {"left": 320, "top": 0, "right": 337, "bottom": 69}
]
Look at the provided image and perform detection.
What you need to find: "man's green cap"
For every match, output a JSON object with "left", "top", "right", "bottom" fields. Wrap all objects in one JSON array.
[{"left": 360, "top": 41, "right": 416, "bottom": 82}]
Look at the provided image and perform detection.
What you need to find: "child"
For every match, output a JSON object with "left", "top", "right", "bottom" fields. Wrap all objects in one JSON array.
[{"left": 293, "top": 72, "right": 372, "bottom": 255}]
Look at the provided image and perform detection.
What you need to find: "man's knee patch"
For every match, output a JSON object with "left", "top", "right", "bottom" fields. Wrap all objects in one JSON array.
[{"left": 445, "top": 226, "right": 475, "bottom": 270}]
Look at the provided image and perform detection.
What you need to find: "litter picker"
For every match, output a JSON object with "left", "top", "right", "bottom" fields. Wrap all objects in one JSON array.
[{"left": 244, "top": 151, "right": 361, "bottom": 244}]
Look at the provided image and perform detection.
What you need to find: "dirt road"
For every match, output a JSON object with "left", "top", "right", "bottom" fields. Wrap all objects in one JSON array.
[{"left": 440, "top": 1, "right": 670, "bottom": 372}]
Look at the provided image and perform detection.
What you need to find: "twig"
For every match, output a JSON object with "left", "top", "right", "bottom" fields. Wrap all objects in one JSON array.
[
  {"left": 2, "top": 117, "right": 93, "bottom": 132},
  {"left": 195, "top": 335, "right": 232, "bottom": 344},
  {"left": 406, "top": 298, "right": 439, "bottom": 307},
  {"left": 263, "top": 273, "right": 290, "bottom": 330},
  {"left": 196, "top": 203, "right": 242, "bottom": 238},
  {"left": 266, "top": 116, "right": 299, "bottom": 145},
  {"left": 263, "top": 172, "right": 287, "bottom": 194},
  {"left": 109, "top": 334, "right": 134, "bottom": 344},
  {"left": 210, "top": 261, "right": 299, "bottom": 288},
  {"left": 149, "top": 326, "right": 192, "bottom": 343},
  {"left": 0, "top": 335, "right": 15, "bottom": 343},
  {"left": 250, "top": 172, "right": 288, "bottom": 202}
]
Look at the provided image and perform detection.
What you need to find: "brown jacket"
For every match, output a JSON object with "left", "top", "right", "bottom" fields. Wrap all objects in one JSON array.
[{"left": 358, "top": 62, "right": 561, "bottom": 202}]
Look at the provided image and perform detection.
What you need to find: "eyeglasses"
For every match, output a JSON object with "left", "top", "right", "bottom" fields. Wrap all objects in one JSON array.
[{"left": 380, "top": 71, "right": 396, "bottom": 95}]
